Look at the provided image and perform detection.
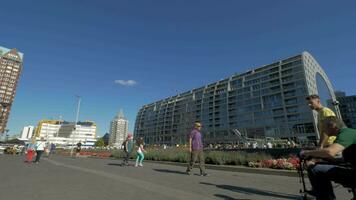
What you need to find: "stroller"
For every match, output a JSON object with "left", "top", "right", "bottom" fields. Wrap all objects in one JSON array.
[{"left": 297, "top": 145, "right": 356, "bottom": 200}]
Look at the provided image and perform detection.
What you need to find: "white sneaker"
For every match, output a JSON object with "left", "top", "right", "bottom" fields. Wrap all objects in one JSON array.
[
  {"left": 139, "top": 164, "right": 143, "bottom": 167},
  {"left": 135, "top": 164, "right": 138, "bottom": 167}
]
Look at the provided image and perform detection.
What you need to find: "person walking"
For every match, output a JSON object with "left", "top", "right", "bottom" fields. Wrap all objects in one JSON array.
[
  {"left": 25, "top": 138, "right": 36, "bottom": 163},
  {"left": 76, "top": 141, "right": 82, "bottom": 158},
  {"left": 121, "top": 133, "right": 134, "bottom": 166},
  {"left": 48, "top": 143, "right": 56, "bottom": 157},
  {"left": 306, "top": 94, "right": 337, "bottom": 148},
  {"left": 135, "top": 137, "right": 146, "bottom": 167},
  {"left": 186, "top": 122, "right": 208, "bottom": 176},
  {"left": 34, "top": 137, "right": 46, "bottom": 164}
]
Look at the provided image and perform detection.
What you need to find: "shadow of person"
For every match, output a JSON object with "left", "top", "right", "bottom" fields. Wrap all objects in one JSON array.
[
  {"left": 201, "top": 182, "right": 298, "bottom": 200},
  {"left": 153, "top": 169, "right": 188, "bottom": 175},
  {"left": 214, "top": 194, "right": 251, "bottom": 200},
  {"left": 107, "top": 163, "right": 124, "bottom": 166}
]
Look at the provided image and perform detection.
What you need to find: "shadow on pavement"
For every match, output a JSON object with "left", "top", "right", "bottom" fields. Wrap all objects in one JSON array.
[
  {"left": 107, "top": 162, "right": 136, "bottom": 166},
  {"left": 214, "top": 194, "right": 251, "bottom": 200},
  {"left": 201, "top": 182, "right": 299, "bottom": 200},
  {"left": 107, "top": 163, "right": 123, "bottom": 167},
  {"left": 153, "top": 169, "right": 188, "bottom": 175}
]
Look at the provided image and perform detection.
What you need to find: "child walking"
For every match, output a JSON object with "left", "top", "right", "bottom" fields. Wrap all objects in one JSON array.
[{"left": 135, "top": 138, "right": 146, "bottom": 167}]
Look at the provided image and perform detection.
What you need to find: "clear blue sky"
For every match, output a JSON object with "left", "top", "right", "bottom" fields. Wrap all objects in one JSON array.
[{"left": 1, "top": 0, "right": 355, "bottom": 136}]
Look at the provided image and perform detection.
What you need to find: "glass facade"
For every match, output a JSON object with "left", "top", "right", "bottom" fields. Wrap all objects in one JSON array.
[
  {"left": 134, "top": 52, "right": 339, "bottom": 145},
  {"left": 316, "top": 73, "right": 335, "bottom": 112},
  {"left": 337, "top": 95, "right": 356, "bottom": 129}
]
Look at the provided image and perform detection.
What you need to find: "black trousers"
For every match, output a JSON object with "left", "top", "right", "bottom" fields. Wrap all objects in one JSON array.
[
  {"left": 35, "top": 150, "right": 44, "bottom": 162},
  {"left": 122, "top": 151, "right": 131, "bottom": 165}
]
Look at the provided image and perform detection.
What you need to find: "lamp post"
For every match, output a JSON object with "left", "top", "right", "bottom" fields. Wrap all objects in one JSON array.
[
  {"left": 4, "top": 129, "right": 9, "bottom": 142},
  {"left": 70, "top": 96, "right": 81, "bottom": 157}
]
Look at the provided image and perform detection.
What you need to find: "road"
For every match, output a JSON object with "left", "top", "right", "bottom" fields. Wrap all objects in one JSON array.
[{"left": 0, "top": 154, "right": 352, "bottom": 200}]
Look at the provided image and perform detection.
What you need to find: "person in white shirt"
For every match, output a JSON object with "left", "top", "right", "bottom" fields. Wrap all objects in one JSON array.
[{"left": 34, "top": 137, "right": 46, "bottom": 163}]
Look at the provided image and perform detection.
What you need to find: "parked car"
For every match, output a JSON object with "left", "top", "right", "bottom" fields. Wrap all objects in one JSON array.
[{"left": 4, "top": 145, "right": 22, "bottom": 154}]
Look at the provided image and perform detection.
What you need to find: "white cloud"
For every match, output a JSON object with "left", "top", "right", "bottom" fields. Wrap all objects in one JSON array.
[{"left": 114, "top": 80, "right": 137, "bottom": 86}]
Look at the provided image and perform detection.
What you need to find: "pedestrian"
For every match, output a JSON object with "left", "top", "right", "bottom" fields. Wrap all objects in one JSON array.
[
  {"left": 135, "top": 137, "right": 146, "bottom": 167},
  {"left": 48, "top": 143, "right": 56, "bottom": 157},
  {"left": 25, "top": 138, "right": 36, "bottom": 162},
  {"left": 306, "top": 94, "right": 337, "bottom": 148},
  {"left": 76, "top": 141, "right": 82, "bottom": 158},
  {"left": 34, "top": 137, "right": 46, "bottom": 164},
  {"left": 186, "top": 122, "right": 208, "bottom": 176},
  {"left": 121, "top": 133, "right": 134, "bottom": 166}
]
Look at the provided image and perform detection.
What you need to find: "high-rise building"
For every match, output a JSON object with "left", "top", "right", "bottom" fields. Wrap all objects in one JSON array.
[
  {"left": 134, "top": 52, "right": 340, "bottom": 145},
  {"left": 335, "top": 91, "right": 346, "bottom": 98},
  {"left": 336, "top": 92, "right": 356, "bottom": 129},
  {"left": 0, "top": 46, "right": 23, "bottom": 134},
  {"left": 109, "top": 110, "right": 129, "bottom": 148},
  {"left": 20, "top": 126, "right": 35, "bottom": 140}
]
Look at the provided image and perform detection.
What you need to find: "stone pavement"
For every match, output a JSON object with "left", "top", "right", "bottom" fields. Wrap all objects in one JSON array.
[{"left": 0, "top": 155, "right": 352, "bottom": 200}]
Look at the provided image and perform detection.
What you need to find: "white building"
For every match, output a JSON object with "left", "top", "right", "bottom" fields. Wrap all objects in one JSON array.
[
  {"left": 35, "top": 120, "right": 62, "bottom": 139},
  {"left": 20, "top": 126, "right": 35, "bottom": 140},
  {"left": 58, "top": 121, "right": 97, "bottom": 147},
  {"left": 35, "top": 120, "right": 97, "bottom": 147},
  {"left": 109, "top": 110, "right": 129, "bottom": 148}
]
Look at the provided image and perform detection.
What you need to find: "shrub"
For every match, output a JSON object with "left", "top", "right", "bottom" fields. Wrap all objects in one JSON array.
[{"left": 68, "top": 148, "right": 299, "bottom": 170}]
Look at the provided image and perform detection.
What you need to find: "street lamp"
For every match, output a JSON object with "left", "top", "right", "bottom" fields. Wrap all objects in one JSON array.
[
  {"left": 5, "top": 129, "right": 9, "bottom": 142},
  {"left": 70, "top": 96, "right": 81, "bottom": 157}
]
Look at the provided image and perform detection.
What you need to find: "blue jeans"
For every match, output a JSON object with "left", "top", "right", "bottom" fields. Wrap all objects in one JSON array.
[
  {"left": 308, "top": 163, "right": 355, "bottom": 200},
  {"left": 136, "top": 152, "right": 144, "bottom": 165}
]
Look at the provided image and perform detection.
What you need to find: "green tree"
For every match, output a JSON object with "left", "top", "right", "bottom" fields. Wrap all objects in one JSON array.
[{"left": 95, "top": 138, "right": 105, "bottom": 147}]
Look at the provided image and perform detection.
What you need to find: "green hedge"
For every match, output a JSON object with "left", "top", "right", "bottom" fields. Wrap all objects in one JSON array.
[{"left": 111, "top": 149, "right": 272, "bottom": 166}]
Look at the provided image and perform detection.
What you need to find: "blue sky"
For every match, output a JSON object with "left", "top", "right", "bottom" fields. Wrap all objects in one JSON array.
[{"left": 1, "top": 0, "right": 355, "bottom": 136}]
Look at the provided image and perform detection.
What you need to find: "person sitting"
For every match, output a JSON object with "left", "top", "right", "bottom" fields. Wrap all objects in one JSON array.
[{"left": 300, "top": 116, "right": 356, "bottom": 200}]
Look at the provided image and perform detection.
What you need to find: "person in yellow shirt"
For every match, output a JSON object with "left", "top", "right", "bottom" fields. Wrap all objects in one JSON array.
[{"left": 306, "top": 94, "right": 336, "bottom": 148}]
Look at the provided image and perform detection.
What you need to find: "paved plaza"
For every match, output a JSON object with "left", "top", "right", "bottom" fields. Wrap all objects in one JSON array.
[{"left": 0, "top": 155, "right": 352, "bottom": 200}]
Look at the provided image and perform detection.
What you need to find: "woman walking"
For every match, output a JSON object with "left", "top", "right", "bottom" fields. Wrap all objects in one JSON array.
[
  {"left": 135, "top": 138, "right": 146, "bottom": 167},
  {"left": 34, "top": 137, "right": 46, "bottom": 164}
]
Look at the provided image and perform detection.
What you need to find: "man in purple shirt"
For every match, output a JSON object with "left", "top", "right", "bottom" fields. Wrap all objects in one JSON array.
[{"left": 186, "top": 122, "right": 208, "bottom": 176}]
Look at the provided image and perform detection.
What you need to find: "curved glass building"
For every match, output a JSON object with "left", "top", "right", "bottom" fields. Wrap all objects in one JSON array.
[{"left": 134, "top": 52, "right": 340, "bottom": 145}]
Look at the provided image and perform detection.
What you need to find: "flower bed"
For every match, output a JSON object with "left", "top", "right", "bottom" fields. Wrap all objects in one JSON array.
[
  {"left": 248, "top": 156, "right": 300, "bottom": 170},
  {"left": 57, "top": 149, "right": 112, "bottom": 158},
  {"left": 80, "top": 151, "right": 112, "bottom": 158}
]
